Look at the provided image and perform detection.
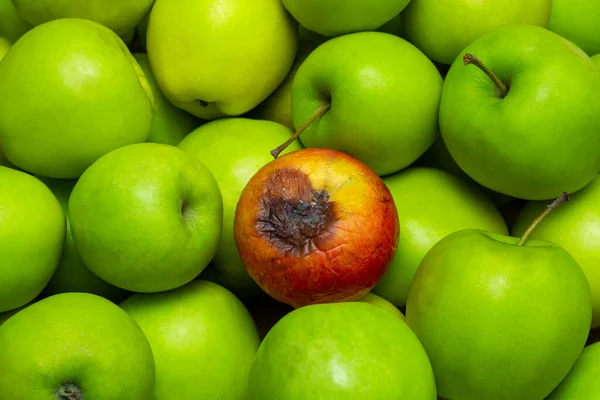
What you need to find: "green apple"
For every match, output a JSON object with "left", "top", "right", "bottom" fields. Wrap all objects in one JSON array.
[
  {"left": 511, "top": 175, "right": 600, "bottom": 328},
  {"left": 0, "top": 293, "right": 155, "bottom": 400},
  {"left": 547, "top": 0, "right": 600, "bottom": 56},
  {"left": 405, "top": 194, "right": 592, "bottom": 400},
  {"left": 178, "top": 118, "right": 302, "bottom": 297},
  {"left": 38, "top": 177, "right": 131, "bottom": 303},
  {"left": 546, "top": 342, "right": 600, "bottom": 399},
  {"left": 147, "top": 0, "right": 298, "bottom": 120},
  {"left": 440, "top": 25, "right": 600, "bottom": 200},
  {"left": 0, "top": 36, "right": 9, "bottom": 60},
  {"left": 0, "top": 0, "right": 31, "bottom": 42},
  {"left": 120, "top": 280, "right": 260, "bottom": 400},
  {"left": 0, "top": 303, "right": 27, "bottom": 326},
  {"left": 246, "top": 302, "right": 436, "bottom": 399},
  {"left": 291, "top": 31, "right": 443, "bottom": 176},
  {"left": 282, "top": 0, "right": 410, "bottom": 37},
  {"left": 592, "top": 54, "right": 600, "bottom": 66},
  {"left": 373, "top": 167, "right": 508, "bottom": 307},
  {"left": 0, "top": 18, "right": 154, "bottom": 179},
  {"left": 134, "top": 53, "right": 202, "bottom": 146},
  {"left": 402, "top": 0, "right": 551, "bottom": 65},
  {"left": 0, "top": 166, "right": 65, "bottom": 312},
  {"left": 356, "top": 292, "right": 405, "bottom": 320},
  {"left": 11, "top": 0, "right": 153, "bottom": 37},
  {"left": 69, "top": 143, "right": 223, "bottom": 293}
]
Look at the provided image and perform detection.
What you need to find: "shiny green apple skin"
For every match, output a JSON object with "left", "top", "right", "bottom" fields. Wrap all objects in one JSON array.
[
  {"left": 373, "top": 167, "right": 508, "bottom": 307},
  {"left": 134, "top": 53, "right": 202, "bottom": 146},
  {"left": 406, "top": 229, "right": 592, "bottom": 400},
  {"left": 357, "top": 292, "right": 405, "bottom": 320},
  {"left": 547, "top": 0, "right": 600, "bottom": 56},
  {"left": 247, "top": 302, "right": 437, "bottom": 400},
  {"left": 11, "top": 0, "right": 153, "bottom": 37},
  {"left": 0, "top": 0, "right": 31, "bottom": 42},
  {"left": 0, "top": 18, "right": 153, "bottom": 179},
  {"left": 0, "top": 166, "right": 65, "bottom": 312},
  {"left": 0, "top": 293, "right": 155, "bottom": 400},
  {"left": 147, "top": 0, "right": 298, "bottom": 120},
  {"left": 292, "top": 31, "right": 443, "bottom": 176},
  {"left": 178, "top": 118, "right": 302, "bottom": 297},
  {"left": 402, "top": 0, "right": 551, "bottom": 65},
  {"left": 69, "top": 143, "right": 223, "bottom": 293},
  {"left": 38, "top": 177, "right": 131, "bottom": 303},
  {"left": 282, "top": 0, "right": 410, "bottom": 37},
  {"left": 440, "top": 25, "right": 600, "bottom": 200},
  {"left": 120, "top": 280, "right": 260, "bottom": 400},
  {"left": 546, "top": 342, "right": 600, "bottom": 399},
  {"left": 512, "top": 175, "right": 600, "bottom": 328}
]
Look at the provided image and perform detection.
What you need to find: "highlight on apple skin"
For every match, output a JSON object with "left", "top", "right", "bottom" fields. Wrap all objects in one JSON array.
[{"left": 233, "top": 148, "right": 400, "bottom": 309}]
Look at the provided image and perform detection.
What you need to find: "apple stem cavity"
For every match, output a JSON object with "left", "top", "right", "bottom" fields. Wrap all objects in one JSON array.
[
  {"left": 270, "top": 103, "right": 331, "bottom": 159},
  {"left": 517, "top": 192, "right": 570, "bottom": 246},
  {"left": 463, "top": 53, "right": 508, "bottom": 98},
  {"left": 56, "top": 383, "right": 82, "bottom": 400}
]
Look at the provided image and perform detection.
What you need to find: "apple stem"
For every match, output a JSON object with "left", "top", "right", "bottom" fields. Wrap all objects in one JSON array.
[
  {"left": 56, "top": 383, "right": 81, "bottom": 400},
  {"left": 517, "top": 192, "right": 570, "bottom": 246},
  {"left": 270, "top": 103, "right": 331, "bottom": 159},
  {"left": 463, "top": 53, "right": 508, "bottom": 97}
]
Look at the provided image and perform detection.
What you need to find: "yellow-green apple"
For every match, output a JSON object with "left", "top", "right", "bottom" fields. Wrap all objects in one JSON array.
[
  {"left": 233, "top": 148, "right": 399, "bottom": 308},
  {"left": 592, "top": 54, "right": 600, "bottom": 66},
  {"left": 548, "top": 0, "right": 600, "bottom": 56},
  {"left": 288, "top": 32, "right": 443, "bottom": 176},
  {"left": 511, "top": 175, "right": 600, "bottom": 328},
  {"left": 120, "top": 280, "right": 260, "bottom": 400},
  {"left": 357, "top": 292, "right": 405, "bottom": 320},
  {"left": 0, "top": 293, "right": 155, "bottom": 400},
  {"left": 439, "top": 25, "right": 600, "bottom": 200},
  {"left": 134, "top": 53, "right": 202, "bottom": 146},
  {"left": 146, "top": 0, "right": 298, "bottom": 120},
  {"left": 0, "top": 166, "right": 65, "bottom": 312},
  {"left": 402, "top": 0, "right": 551, "bottom": 65},
  {"left": 406, "top": 193, "right": 592, "bottom": 400},
  {"left": 69, "top": 143, "right": 223, "bottom": 293},
  {"left": 0, "top": 18, "right": 154, "bottom": 179},
  {"left": 246, "top": 302, "right": 436, "bottom": 399},
  {"left": 38, "top": 178, "right": 131, "bottom": 303},
  {"left": 373, "top": 167, "right": 508, "bottom": 307},
  {"left": 0, "top": 0, "right": 31, "bottom": 42},
  {"left": 282, "top": 0, "right": 410, "bottom": 37},
  {"left": 11, "top": 0, "right": 153, "bottom": 37},
  {"left": 178, "top": 118, "right": 302, "bottom": 297},
  {"left": 546, "top": 342, "right": 600, "bottom": 399}
]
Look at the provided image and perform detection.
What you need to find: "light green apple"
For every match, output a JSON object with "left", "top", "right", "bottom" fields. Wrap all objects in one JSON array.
[
  {"left": 402, "top": 0, "right": 551, "bottom": 65},
  {"left": 38, "top": 177, "right": 131, "bottom": 304},
  {"left": 120, "top": 280, "right": 260, "bottom": 400},
  {"left": 547, "top": 0, "right": 600, "bottom": 56},
  {"left": 0, "top": 18, "right": 154, "bottom": 179},
  {"left": 0, "top": 292, "right": 155, "bottom": 400},
  {"left": 0, "top": 0, "right": 31, "bottom": 42},
  {"left": 406, "top": 211, "right": 592, "bottom": 399},
  {"left": 356, "top": 292, "right": 405, "bottom": 320},
  {"left": 440, "top": 25, "right": 600, "bottom": 200},
  {"left": 546, "top": 342, "right": 600, "bottom": 399},
  {"left": 291, "top": 31, "right": 443, "bottom": 176},
  {"left": 11, "top": 0, "right": 154, "bottom": 37},
  {"left": 134, "top": 53, "right": 202, "bottom": 145},
  {"left": 147, "top": 0, "right": 298, "bottom": 120},
  {"left": 511, "top": 175, "right": 600, "bottom": 328},
  {"left": 282, "top": 0, "right": 410, "bottom": 37},
  {"left": 246, "top": 302, "right": 437, "bottom": 399},
  {"left": 178, "top": 118, "right": 302, "bottom": 297},
  {"left": 372, "top": 167, "right": 508, "bottom": 307},
  {"left": 0, "top": 166, "right": 65, "bottom": 312},
  {"left": 69, "top": 143, "right": 223, "bottom": 293}
]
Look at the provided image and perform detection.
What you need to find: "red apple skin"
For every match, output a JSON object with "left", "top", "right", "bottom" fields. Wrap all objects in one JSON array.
[{"left": 234, "top": 148, "right": 399, "bottom": 308}]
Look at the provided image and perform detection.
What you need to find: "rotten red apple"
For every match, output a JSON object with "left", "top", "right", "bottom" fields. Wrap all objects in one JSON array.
[{"left": 233, "top": 148, "right": 399, "bottom": 308}]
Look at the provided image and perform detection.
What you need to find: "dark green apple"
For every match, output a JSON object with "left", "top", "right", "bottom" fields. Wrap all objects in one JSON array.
[
  {"left": 548, "top": 0, "right": 600, "bottom": 56},
  {"left": 246, "top": 302, "right": 437, "bottom": 399},
  {"left": 406, "top": 193, "right": 592, "bottom": 400},
  {"left": 440, "top": 25, "right": 600, "bottom": 200},
  {"left": 546, "top": 342, "right": 600, "bottom": 399}
]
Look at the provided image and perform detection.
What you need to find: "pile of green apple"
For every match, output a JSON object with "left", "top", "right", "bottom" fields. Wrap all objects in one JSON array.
[{"left": 1, "top": 0, "right": 600, "bottom": 399}]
